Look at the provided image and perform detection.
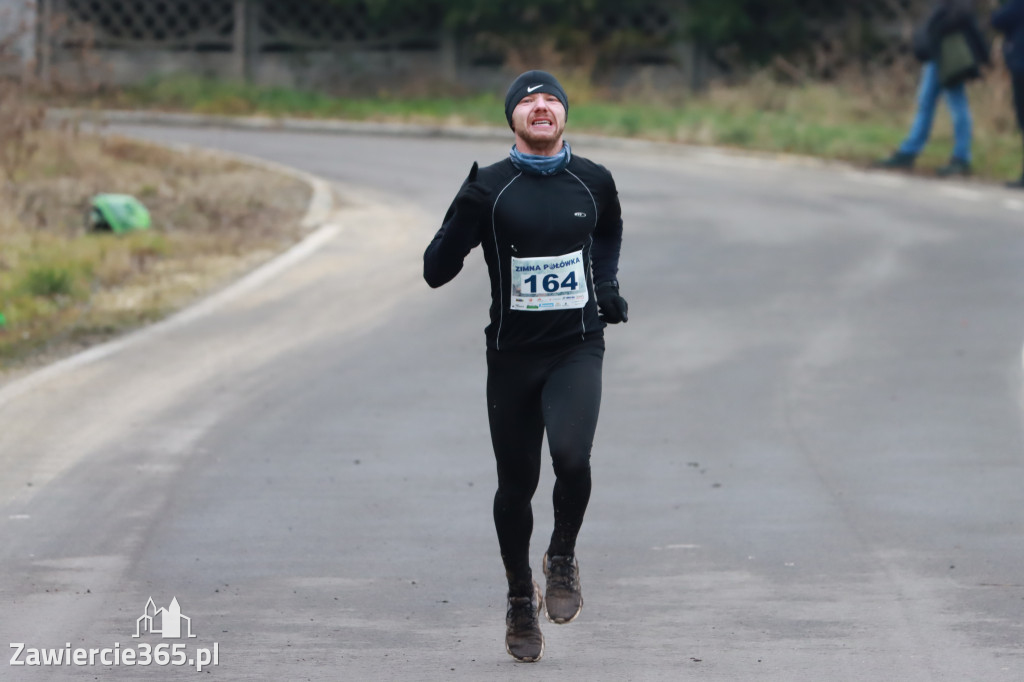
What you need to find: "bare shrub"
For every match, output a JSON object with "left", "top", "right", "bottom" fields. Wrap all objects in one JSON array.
[
  {"left": 0, "top": 2, "right": 46, "bottom": 197},
  {"left": 0, "top": 80, "right": 45, "bottom": 184}
]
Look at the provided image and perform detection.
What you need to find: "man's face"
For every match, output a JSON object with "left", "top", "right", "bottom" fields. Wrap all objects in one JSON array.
[{"left": 511, "top": 92, "right": 566, "bottom": 154}]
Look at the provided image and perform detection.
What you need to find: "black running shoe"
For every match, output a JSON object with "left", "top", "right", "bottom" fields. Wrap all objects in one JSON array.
[
  {"left": 543, "top": 553, "right": 583, "bottom": 624},
  {"left": 937, "top": 157, "right": 971, "bottom": 177},
  {"left": 872, "top": 151, "right": 916, "bottom": 170},
  {"left": 505, "top": 581, "right": 544, "bottom": 662}
]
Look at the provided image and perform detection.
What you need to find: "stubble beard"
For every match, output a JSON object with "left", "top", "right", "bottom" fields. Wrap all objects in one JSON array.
[{"left": 516, "top": 122, "right": 566, "bottom": 156}]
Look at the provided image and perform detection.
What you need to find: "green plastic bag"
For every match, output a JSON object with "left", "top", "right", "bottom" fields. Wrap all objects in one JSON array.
[
  {"left": 89, "top": 194, "right": 151, "bottom": 233},
  {"left": 939, "top": 31, "right": 977, "bottom": 87}
]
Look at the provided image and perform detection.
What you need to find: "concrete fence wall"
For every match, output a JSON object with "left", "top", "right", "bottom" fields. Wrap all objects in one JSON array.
[
  {"left": 24, "top": 0, "right": 939, "bottom": 94},
  {"left": 30, "top": 0, "right": 713, "bottom": 93}
]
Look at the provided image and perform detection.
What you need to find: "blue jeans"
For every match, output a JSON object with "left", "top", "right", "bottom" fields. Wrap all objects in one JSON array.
[{"left": 898, "top": 61, "right": 973, "bottom": 162}]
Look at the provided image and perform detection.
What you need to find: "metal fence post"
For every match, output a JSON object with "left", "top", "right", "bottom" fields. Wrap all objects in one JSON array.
[
  {"left": 439, "top": 27, "right": 457, "bottom": 83},
  {"left": 233, "top": 0, "right": 252, "bottom": 83},
  {"left": 37, "top": 0, "right": 51, "bottom": 86}
]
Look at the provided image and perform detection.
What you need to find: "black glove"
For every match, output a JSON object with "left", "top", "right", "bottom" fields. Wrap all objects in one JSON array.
[
  {"left": 453, "top": 162, "right": 491, "bottom": 225},
  {"left": 596, "top": 280, "right": 628, "bottom": 324}
]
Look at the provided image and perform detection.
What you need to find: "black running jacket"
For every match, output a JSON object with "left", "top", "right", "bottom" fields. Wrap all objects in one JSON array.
[{"left": 424, "top": 154, "right": 623, "bottom": 351}]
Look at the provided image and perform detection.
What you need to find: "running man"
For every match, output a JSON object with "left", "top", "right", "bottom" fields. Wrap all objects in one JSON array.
[{"left": 423, "top": 70, "right": 627, "bottom": 662}]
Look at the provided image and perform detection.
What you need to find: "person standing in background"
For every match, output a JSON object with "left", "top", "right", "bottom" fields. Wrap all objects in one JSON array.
[
  {"left": 875, "top": 0, "right": 990, "bottom": 176},
  {"left": 992, "top": 0, "right": 1024, "bottom": 187}
]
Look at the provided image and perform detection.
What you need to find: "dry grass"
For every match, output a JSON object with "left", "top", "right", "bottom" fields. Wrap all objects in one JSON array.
[
  {"left": 574, "top": 58, "right": 1023, "bottom": 178},
  {"left": 0, "top": 124, "right": 312, "bottom": 371}
]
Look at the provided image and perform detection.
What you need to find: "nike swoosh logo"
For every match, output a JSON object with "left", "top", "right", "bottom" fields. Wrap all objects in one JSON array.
[{"left": 527, "top": 84, "right": 543, "bottom": 93}]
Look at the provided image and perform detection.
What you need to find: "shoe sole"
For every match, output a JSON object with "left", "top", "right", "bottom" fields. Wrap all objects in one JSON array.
[
  {"left": 506, "top": 638, "right": 544, "bottom": 663},
  {"left": 545, "top": 597, "right": 582, "bottom": 625},
  {"left": 505, "top": 582, "right": 544, "bottom": 662}
]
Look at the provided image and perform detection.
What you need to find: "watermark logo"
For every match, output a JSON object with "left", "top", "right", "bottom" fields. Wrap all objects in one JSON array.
[
  {"left": 134, "top": 597, "right": 196, "bottom": 639},
  {"left": 10, "top": 596, "right": 219, "bottom": 672}
]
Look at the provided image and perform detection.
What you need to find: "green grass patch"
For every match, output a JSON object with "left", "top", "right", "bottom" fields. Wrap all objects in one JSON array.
[
  {"left": 20, "top": 264, "right": 78, "bottom": 299},
  {"left": 113, "top": 74, "right": 508, "bottom": 126}
]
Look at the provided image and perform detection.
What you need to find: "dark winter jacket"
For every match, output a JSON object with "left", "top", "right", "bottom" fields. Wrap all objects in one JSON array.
[
  {"left": 912, "top": 0, "right": 989, "bottom": 80},
  {"left": 424, "top": 154, "right": 623, "bottom": 351},
  {"left": 992, "top": 0, "right": 1024, "bottom": 74}
]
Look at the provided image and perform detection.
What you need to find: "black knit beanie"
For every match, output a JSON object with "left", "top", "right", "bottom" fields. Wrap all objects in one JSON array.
[{"left": 504, "top": 70, "right": 569, "bottom": 130}]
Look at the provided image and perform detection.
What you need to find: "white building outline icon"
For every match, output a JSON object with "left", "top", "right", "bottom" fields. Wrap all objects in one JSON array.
[{"left": 133, "top": 597, "right": 196, "bottom": 639}]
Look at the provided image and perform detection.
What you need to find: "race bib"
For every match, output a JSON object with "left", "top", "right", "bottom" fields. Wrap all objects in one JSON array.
[{"left": 510, "top": 250, "right": 588, "bottom": 311}]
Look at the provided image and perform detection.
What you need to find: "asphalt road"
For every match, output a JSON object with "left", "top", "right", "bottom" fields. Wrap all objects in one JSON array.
[{"left": 1, "top": 123, "right": 1023, "bottom": 680}]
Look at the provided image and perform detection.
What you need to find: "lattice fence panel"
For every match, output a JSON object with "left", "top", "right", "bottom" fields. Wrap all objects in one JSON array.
[
  {"left": 51, "top": 0, "right": 444, "bottom": 51},
  {"left": 593, "top": 3, "right": 677, "bottom": 40},
  {"left": 43, "top": 0, "right": 960, "bottom": 79},
  {"left": 55, "top": 0, "right": 235, "bottom": 49},
  {"left": 259, "top": 1, "right": 442, "bottom": 50}
]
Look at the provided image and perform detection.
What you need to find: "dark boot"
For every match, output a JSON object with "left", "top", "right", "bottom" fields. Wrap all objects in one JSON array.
[
  {"left": 1006, "top": 176, "right": 1024, "bottom": 189},
  {"left": 937, "top": 158, "right": 971, "bottom": 177},
  {"left": 873, "top": 151, "right": 916, "bottom": 170}
]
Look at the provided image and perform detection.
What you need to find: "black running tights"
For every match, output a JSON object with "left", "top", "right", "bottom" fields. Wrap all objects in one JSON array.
[{"left": 485, "top": 336, "right": 604, "bottom": 597}]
